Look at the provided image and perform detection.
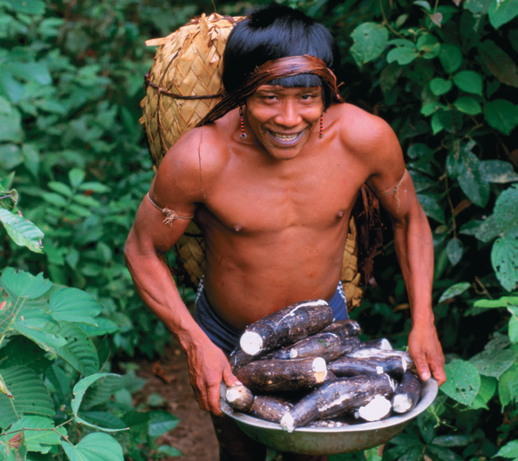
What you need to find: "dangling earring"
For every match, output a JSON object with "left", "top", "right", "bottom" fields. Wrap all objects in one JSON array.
[
  {"left": 319, "top": 113, "right": 324, "bottom": 139},
  {"left": 239, "top": 106, "right": 247, "bottom": 139}
]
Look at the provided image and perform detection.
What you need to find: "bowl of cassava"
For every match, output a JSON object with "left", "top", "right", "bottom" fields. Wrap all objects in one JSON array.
[{"left": 220, "top": 377, "right": 438, "bottom": 456}]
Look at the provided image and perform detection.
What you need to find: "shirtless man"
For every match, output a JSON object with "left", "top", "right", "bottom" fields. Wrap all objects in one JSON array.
[{"left": 124, "top": 5, "right": 445, "bottom": 461}]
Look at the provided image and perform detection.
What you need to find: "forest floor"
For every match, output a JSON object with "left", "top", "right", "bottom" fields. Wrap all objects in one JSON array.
[{"left": 137, "top": 338, "right": 220, "bottom": 460}]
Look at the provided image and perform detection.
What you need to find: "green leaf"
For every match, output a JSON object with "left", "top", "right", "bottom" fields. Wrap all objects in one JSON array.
[
  {"left": 474, "top": 296, "right": 518, "bottom": 308},
  {"left": 77, "top": 317, "right": 119, "bottom": 336},
  {"left": 4, "top": 0, "right": 46, "bottom": 14},
  {"left": 0, "top": 104, "right": 22, "bottom": 143},
  {"left": 421, "top": 102, "right": 446, "bottom": 116},
  {"left": 481, "top": 160, "right": 518, "bottom": 183},
  {"left": 0, "top": 336, "right": 52, "bottom": 373},
  {"left": 488, "top": 0, "right": 518, "bottom": 29},
  {"left": 350, "top": 23, "right": 389, "bottom": 66},
  {"left": 498, "top": 363, "right": 518, "bottom": 408},
  {"left": 71, "top": 373, "right": 127, "bottom": 432},
  {"left": 464, "top": 0, "right": 492, "bottom": 15},
  {"left": 485, "top": 99, "right": 518, "bottom": 135},
  {"left": 407, "top": 143, "right": 434, "bottom": 159},
  {"left": 0, "top": 366, "right": 54, "bottom": 429},
  {"left": 1, "top": 269, "right": 51, "bottom": 299},
  {"left": 9, "top": 416, "right": 66, "bottom": 454},
  {"left": 453, "top": 96, "right": 482, "bottom": 115},
  {"left": 438, "top": 44, "right": 462, "bottom": 74},
  {"left": 47, "top": 181, "right": 73, "bottom": 198},
  {"left": 491, "top": 237, "right": 518, "bottom": 292},
  {"left": 426, "top": 444, "right": 464, "bottom": 461},
  {"left": 414, "top": 0, "right": 432, "bottom": 12},
  {"left": 69, "top": 168, "right": 85, "bottom": 188},
  {"left": 61, "top": 433, "right": 123, "bottom": 461},
  {"left": 452, "top": 70, "right": 484, "bottom": 95},
  {"left": 0, "top": 144, "right": 22, "bottom": 169},
  {"left": 430, "top": 78, "right": 453, "bottom": 96},
  {"left": 78, "top": 182, "right": 110, "bottom": 193},
  {"left": 48, "top": 288, "right": 101, "bottom": 325},
  {"left": 417, "top": 34, "right": 441, "bottom": 59},
  {"left": 470, "top": 348, "right": 516, "bottom": 378},
  {"left": 508, "top": 306, "right": 518, "bottom": 343},
  {"left": 441, "top": 359, "right": 480, "bottom": 406},
  {"left": 479, "top": 40, "right": 518, "bottom": 88},
  {"left": 78, "top": 411, "right": 127, "bottom": 430},
  {"left": 446, "top": 238, "right": 463, "bottom": 266},
  {"left": 438, "top": 282, "right": 470, "bottom": 303},
  {"left": 387, "top": 47, "right": 418, "bottom": 65},
  {"left": 451, "top": 142, "right": 490, "bottom": 207},
  {"left": 417, "top": 194, "right": 446, "bottom": 223},
  {"left": 494, "top": 440, "right": 518, "bottom": 459},
  {"left": 469, "top": 375, "right": 497, "bottom": 410},
  {"left": 431, "top": 109, "right": 463, "bottom": 135},
  {"left": 80, "top": 375, "right": 125, "bottom": 409},
  {"left": 147, "top": 410, "right": 180, "bottom": 437},
  {"left": 0, "top": 209, "right": 44, "bottom": 253},
  {"left": 12, "top": 308, "right": 68, "bottom": 352},
  {"left": 55, "top": 322, "right": 99, "bottom": 375},
  {"left": 42, "top": 192, "right": 68, "bottom": 208}
]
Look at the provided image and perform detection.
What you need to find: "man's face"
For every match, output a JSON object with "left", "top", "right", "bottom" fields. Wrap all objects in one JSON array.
[{"left": 244, "top": 85, "right": 324, "bottom": 161}]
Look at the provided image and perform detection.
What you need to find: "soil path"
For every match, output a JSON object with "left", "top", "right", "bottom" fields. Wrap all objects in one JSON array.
[{"left": 138, "top": 339, "right": 219, "bottom": 460}]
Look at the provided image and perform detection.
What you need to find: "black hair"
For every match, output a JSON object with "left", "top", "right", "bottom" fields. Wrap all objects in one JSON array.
[{"left": 222, "top": 4, "right": 340, "bottom": 109}]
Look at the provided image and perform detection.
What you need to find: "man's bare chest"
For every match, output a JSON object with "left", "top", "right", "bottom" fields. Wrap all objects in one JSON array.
[{"left": 200, "top": 156, "right": 364, "bottom": 234}]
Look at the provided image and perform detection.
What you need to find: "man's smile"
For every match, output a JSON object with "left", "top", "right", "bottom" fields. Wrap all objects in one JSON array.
[{"left": 268, "top": 130, "right": 305, "bottom": 146}]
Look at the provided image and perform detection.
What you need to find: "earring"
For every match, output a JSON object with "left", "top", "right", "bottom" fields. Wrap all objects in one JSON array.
[
  {"left": 319, "top": 113, "right": 324, "bottom": 139},
  {"left": 239, "top": 106, "right": 247, "bottom": 139}
]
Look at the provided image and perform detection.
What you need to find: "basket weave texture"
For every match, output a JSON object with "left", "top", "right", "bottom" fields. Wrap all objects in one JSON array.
[{"left": 139, "top": 13, "right": 364, "bottom": 309}]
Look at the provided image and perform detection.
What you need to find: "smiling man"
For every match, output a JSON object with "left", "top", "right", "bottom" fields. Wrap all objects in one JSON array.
[{"left": 124, "top": 5, "right": 445, "bottom": 461}]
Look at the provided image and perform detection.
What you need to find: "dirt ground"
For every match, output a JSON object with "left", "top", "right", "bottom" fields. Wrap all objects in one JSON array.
[{"left": 137, "top": 338, "right": 220, "bottom": 460}]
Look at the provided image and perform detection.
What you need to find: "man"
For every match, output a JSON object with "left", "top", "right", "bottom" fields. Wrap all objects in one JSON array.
[{"left": 125, "top": 5, "right": 446, "bottom": 461}]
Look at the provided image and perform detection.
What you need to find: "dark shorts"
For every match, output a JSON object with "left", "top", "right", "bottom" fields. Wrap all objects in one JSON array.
[{"left": 194, "top": 279, "right": 349, "bottom": 355}]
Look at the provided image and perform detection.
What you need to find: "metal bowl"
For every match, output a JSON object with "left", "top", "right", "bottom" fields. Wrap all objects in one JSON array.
[{"left": 220, "top": 378, "right": 438, "bottom": 455}]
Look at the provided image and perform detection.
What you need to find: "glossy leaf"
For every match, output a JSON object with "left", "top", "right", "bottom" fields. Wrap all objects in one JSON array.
[
  {"left": 350, "top": 23, "right": 389, "bottom": 66},
  {"left": 438, "top": 44, "right": 462, "bottom": 73},
  {"left": 498, "top": 364, "right": 518, "bottom": 408},
  {"left": 387, "top": 47, "right": 418, "bottom": 65},
  {"left": 479, "top": 40, "right": 518, "bottom": 87},
  {"left": 452, "top": 70, "right": 483, "bottom": 95},
  {"left": 481, "top": 160, "right": 518, "bottom": 183},
  {"left": 429, "top": 78, "right": 452, "bottom": 96},
  {"left": 441, "top": 360, "right": 480, "bottom": 405},
  {"left": 453, "top": 96, "right": 482, "bottom": 115},
  {"left": 488, "top": 0, "right": 518, "bottom": 29},
  {"left": 491, "top": 237, "right": 518, "bottom": 292},
  {"left": 446, "top": 238, "right": 463, "bottom": 266},
  {"left": 438, "top": 282, "right": 470, "bottom": 303},
  {"left": 61, "top": 433, "right": 123, "bottom": 461},
  {"left": 485, "top": 99, "right": 518, "bottom": 135},
  {"left": 48, "top": 287, "right": 101, "bottom": 325},
  {"left": 0, "top": 209, "right": 44, "bottom": 253},
  {"left": 0, "top": 366, "right": 54, "bottom": 429},
  {"left": 1, "top": 268, "right": 51, "bottom": 299}
]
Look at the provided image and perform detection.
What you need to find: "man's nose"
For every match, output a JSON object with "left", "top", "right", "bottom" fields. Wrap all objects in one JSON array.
[{"left": 274, "top": 101, "right": 302, "bottom": 128}]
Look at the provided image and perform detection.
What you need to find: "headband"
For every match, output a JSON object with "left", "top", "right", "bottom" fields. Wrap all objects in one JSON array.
[{"left": 197, "top": 54, "right": 343, "bottom": 126}]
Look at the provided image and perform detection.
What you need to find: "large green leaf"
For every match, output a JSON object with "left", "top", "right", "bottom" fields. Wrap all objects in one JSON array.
[
  {"left": 441, "top": 359, "right": 480, "bottom": 406},
  {"left": 0, "top": 336, "right": 52, "bottom": 373},
  {"left": 71, "top": 373, "right": 127, "bottom": 432},
  {"left": 488, "top": 0, "right": 518, "bottom": 29},
  {"left": 350, "top": 23, "right": 389, "bottom": 67},
  {"left": 55, "top": 322, "right": 99, "bottom": 376},
  {"left": 429, "top": 78, "right": 452, "bottom": 96},
  {"left": 438, "top": 282, "right": 471, "bottom": 303},
  {"left": 416, "top": 194, "right": 446, "bottom": 223},
  {"left": 479, "top": 40, "right": 518, "bottom": 87},
  {"left": 4, "top": 0, "right": 46, "bottom": 15},
  {"left": 481, "top": 160, "right": 518, "bottom": 183},
  {"left": 387, "top": 46, "right": 418, "bottom": 65},
  {"left": 147, "top": 410, "right": 180, "bottom": 437},
  {"left": 9, "top": 415, "right": 66, "bottom": 454},
  {"left": 469, "top": 375, "right": 497, "bottom": 410},
  {"left": 491, "top": 237, "right": 518, "bottom": 292},
  {"left": 0, "top": 366, "right": 54, "bottom": 429},
  {"left": 452, "top": 70, "right": 483, "bottom": 95},
  {"left": 485, "top": 99, "right": 518, "bottom": 135},
  {"left": 438, "top": 44, "right": 462, "bottom": 73},
  {"left": 1, "top": 269, "right": 51, "bottom": 300},
  {"left": 470, "top": 348, "right": 516, "bottom": 378},
  {"left": 498, "top": 363, "right": 518, "bottom": 408},
  {"left": 453, "top": 96, "right": 482, "bottom": 115},
  {"left": 79, "top": 375, "right": 125, "bottom": 409},
  {"left": 61, "top": 433, "right": 123, "bottom": 461},
  {"left": 77, "top": 318, "right": 119, "bottom": 337},
  {"left": 48, "top": 288, "right": 101, "bottom": 325},
  {"left": 0, "top": 209, "right": 44, "bottom": 254},
  {"left": 12, "top": 308, "right": 67, "bottom": 352}
]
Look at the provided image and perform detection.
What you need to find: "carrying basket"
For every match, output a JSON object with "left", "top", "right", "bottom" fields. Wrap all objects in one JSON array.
[{"left": 140, "top": 13, "right": 366, "bottom": 309}]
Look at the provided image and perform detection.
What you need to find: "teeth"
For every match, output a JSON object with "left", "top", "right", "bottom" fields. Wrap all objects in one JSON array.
[{"left": 273, "top": 132, "right": 298, "bottom": 141}]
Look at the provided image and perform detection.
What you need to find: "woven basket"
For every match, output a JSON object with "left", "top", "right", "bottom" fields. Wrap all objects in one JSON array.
[{"left": 140, "top": 13, "right": 364, "bottom": 309}]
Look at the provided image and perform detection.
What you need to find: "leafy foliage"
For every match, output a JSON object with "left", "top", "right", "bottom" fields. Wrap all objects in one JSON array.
[{"left": 1, "top": 0, "right": 517, "bottom": 459}]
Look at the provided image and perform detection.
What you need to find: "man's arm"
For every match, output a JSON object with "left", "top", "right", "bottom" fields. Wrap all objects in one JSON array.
[
  {"left": 124, "top": 135, "right": 240, "bottom": 415},
  {"left": 365, "top": 118, "right": 446, "bottom": 386}
]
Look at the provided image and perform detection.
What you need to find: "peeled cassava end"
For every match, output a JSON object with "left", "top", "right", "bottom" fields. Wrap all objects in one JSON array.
[
  {"left": 355, "top": 395, "right": 392, "bottom": 422},
  {"left": 225, "top": 384, "right": 254, "bottom": 412},
  {"left": 240, "top": 331, "right": 264, "bottom": 356}
]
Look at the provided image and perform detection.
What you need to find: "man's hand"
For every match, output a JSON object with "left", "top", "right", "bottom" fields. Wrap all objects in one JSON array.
[
  {"left": 408, "top": 324, "right": 446, "bottom": 386},
  {"left": 186, "top": 339, "right": 241, "bottom": 416}
]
